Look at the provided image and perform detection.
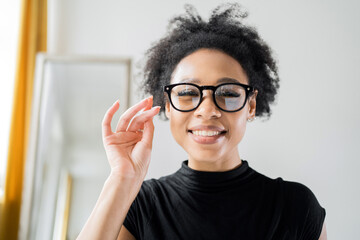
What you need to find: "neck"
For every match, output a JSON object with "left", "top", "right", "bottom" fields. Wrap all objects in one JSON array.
[{"left": 187, "top": 150, "right": 242, "bottom": 172}]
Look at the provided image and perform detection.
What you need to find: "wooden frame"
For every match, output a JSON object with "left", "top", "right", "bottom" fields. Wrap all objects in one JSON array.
[{"left": 52, "top": 170, "right": 72, "bottom": 240}]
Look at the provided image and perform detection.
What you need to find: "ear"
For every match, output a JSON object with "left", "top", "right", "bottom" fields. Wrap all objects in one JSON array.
[
  {"left": 165, "top": 95, "right": 171, "bottom": 119},
  {"left": 248, "top": 90, "right": 258, "bottom": 119}
]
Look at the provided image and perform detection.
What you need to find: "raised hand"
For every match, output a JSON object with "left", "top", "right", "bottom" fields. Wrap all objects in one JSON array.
[{"left": 102, "top": 96, "right": 160, "bottom": 180}]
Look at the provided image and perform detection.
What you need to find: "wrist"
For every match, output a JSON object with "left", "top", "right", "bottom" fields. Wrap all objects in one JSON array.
[
  {"left": 106, "top": 172, "right": 143, "bottom": 197},
  {"left": 109, "top": 164, "right": 148, "bottom": 182}
]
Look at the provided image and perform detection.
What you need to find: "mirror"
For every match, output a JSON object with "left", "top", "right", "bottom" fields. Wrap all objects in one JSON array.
[{"left": 20, "top": 54, "right": 131, "bottom": 240}]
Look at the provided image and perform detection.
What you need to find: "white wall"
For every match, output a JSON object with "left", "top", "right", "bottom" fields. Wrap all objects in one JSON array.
[
  {"left": 0, "top": 0, "right": 21, "bottom": 192},
  {"left": 47, "top": 0, "right": 360, "bottom": 238}
]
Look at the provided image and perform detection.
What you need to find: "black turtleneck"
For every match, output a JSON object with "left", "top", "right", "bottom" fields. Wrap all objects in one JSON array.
[{"left": 123, "top": 161, "right": 325, "bottom": 240}]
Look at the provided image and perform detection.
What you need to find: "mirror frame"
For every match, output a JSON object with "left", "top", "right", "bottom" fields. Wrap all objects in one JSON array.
[{"left": 19, "top": 54, "right": 131, "bottom": 240}]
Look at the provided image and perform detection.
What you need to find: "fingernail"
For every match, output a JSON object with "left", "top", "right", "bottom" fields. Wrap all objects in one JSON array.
[
  {"left": 143, "top": 96, "right": 152, "bottom": 103},
  {"left": 113, "top": 99, "right": 119, "bottom": 105}
]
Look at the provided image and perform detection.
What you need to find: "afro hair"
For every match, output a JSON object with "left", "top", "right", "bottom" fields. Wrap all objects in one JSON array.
[{"left": 141, "top": 3, "right": 280, "bottom": 119}]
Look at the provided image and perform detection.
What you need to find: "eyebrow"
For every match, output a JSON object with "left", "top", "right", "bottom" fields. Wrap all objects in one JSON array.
[
  {"left": 179, "top": 77, "right": 241, "bottom": 84},
  {"left": 179, "top": 78, "right": 200, "bottom": 83},
  {"left": 216, "top": 77, "right": 241, "bottom": 84}
]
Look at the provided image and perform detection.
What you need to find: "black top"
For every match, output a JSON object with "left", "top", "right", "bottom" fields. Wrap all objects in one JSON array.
[{"left": 123, "top": 160, "right": 326, "bottom": 240}]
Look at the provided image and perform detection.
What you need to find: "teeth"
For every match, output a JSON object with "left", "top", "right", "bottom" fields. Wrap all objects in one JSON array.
[{"left": 192, "top": 130, "right": 222, "bottom": 136}]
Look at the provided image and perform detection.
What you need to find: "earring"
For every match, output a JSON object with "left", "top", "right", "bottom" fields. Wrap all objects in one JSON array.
[{"left": 247, "top": 117, "right": 256, "bottom": 122}]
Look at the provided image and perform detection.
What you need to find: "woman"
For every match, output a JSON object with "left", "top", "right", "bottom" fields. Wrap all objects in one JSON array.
[{"left": 78, "top": 4, "right": 326, "bottom": 240}]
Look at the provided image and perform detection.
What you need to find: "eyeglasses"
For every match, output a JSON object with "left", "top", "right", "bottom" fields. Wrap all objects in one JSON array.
[{"left": 164, "top": 82, "right": 256, "bottom": 112}]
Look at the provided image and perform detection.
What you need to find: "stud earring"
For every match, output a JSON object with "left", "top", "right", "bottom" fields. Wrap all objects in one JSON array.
[{"left": 247, "top": 117, "right": 256, "bottom": 122}]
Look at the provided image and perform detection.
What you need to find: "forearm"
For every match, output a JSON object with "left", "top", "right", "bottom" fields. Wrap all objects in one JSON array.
[{"left": 77, "top": 174, "right": 142, "bottom": 240}]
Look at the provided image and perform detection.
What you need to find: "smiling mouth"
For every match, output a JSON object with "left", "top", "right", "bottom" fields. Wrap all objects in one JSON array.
[{"left": 188, "top": 130, "right": 227, "bottom": 137}]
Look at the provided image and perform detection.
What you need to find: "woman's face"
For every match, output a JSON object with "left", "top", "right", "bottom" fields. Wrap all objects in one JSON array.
[{"left": 165, "top": 48, "right": 257, "bottom": 171}]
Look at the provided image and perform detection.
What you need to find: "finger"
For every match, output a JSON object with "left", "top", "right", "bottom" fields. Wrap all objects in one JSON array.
[
  {"left": 115, "top": 96, "right": 153, "bottom": 132},
  {"left": 127, "top": 106, "right": 159, "bottom": 132},
  {"left": 143, "top": 96, "right": 153, "bottom": 111},
  {"left": 105, "top": 131, "right": 142, "bottom": 146},
  {"left": 134, "top": 97, "right": 153, "bottom": 131},
  {"left": 132, "top": 97, "right": 153, "bottom": 131},
  {"left": 141, "top": 116, "right": 156, "bottom": 149},
  {"left": 127, "top": 106, "right": 161, "bottom": 132},
  {"left": 102, "top": 100, "right": 120, "bottom": 137}
]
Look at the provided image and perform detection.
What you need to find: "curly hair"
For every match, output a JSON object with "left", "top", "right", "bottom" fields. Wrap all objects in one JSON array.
[{"left": 141, "top": 3, "right": 279, "bottom": 119}]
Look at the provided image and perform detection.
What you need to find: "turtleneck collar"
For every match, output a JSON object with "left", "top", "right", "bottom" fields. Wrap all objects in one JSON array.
[{"left": 175, "top": 160, "right": 254, "bottom": 191}]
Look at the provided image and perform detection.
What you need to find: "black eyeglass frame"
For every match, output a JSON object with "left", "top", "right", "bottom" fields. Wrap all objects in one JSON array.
[{"left": 164, "top": 82, "right": 256, "bottom": 112}]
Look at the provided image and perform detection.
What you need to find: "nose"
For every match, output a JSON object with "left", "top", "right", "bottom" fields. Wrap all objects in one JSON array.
[{"left": 194, "top": 91, "right": 221, "bottom": 119}]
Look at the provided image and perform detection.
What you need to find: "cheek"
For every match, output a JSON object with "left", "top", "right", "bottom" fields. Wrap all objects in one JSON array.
[
  {"left": 169, "top": 111, "right": 189, "bottom": 148},
  {"left": 229, "top": 115, "right": 248, "bottom": 141},
  {"left": 169, "top": 110, "right": 186, "bottom": 135}
]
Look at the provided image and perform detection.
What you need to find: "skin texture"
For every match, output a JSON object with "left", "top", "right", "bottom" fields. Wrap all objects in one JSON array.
[{"left": 165, "top": 48, "right": 257, "bottom": 172}]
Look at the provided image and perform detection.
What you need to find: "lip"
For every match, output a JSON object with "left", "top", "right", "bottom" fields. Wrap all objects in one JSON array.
[
  {"left": 188, "top": 125, "right": 226, "bottom": 132},
  {"left": 188, "top": 125, "right": 227, "bottom": 144}
]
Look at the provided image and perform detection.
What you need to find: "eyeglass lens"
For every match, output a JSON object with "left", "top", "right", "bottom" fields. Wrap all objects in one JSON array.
[{"left": 170, "top": 84, "right": 246, "bottom": 111}]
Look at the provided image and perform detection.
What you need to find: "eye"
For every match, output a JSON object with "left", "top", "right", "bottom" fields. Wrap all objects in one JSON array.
[
  {"left": 216, "top": 90, "right": 241, "bottom": 98},
  {"left": 177, "top": 90, "right": 199, "bottom": 97}
]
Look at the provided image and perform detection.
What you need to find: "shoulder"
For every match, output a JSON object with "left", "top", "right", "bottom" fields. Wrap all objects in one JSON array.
[
  {"left": 250, "top": 171, "right": 322, "bottom": 208},
  {"left": 279, "top": 180, "right": 326, "bottom": 239},
  {"left": 138, "top": 171, "right": 179, "bottom": 198},
  {"left": 254, "top": 172, "right": 322, "bottom": 205},
  {"left": 282, "top": 180, "right": 314, "bottom": 196},
  {"left": 143, "top": 171, "right": 178, "bottom": 187},
  {"left": 134, "top": 179, "right": 157, "bottom": 201},
  {"left": 281, "top": 180, "right": 323, "bottom": 210},
  {"left": 123, "top": 176, "right": 177, "bottom": 238}
]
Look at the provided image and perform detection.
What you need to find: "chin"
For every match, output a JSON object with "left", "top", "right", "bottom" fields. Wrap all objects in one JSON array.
[{"left": 188, "top": 151, "right": 223, "bottom": 164}]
